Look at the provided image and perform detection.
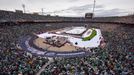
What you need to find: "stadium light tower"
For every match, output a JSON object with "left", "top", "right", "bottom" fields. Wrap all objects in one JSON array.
[
  {"left": 92, "top": 0, "right": 96, "bottom": 17},
  {"left": 22, "top": 4, "right": 26, "bottom": 13},
  {"left": 41, "top": 8, "right": 44, "bottom": 15}
]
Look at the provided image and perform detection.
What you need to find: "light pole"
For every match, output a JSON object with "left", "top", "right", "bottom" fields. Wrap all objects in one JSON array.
[
  {"left": 22, "top": 4, "right": 26, "bottom": 13},
  {"left": 41, "top": 8, "right": 44, "bottom": 15},
  {"left": 92, "top": 0, "right": 96, "bottom": 17}
]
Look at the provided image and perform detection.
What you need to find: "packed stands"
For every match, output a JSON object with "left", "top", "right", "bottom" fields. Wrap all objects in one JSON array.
[
  {"left": 40, "top": 24, "right": 134, "bottom": 75},
  {"left": 0, "top": 10, "right": 134, "bottom": 24},
  {"left": 0, "top": 10, "right": 134, "bottom": 75}
]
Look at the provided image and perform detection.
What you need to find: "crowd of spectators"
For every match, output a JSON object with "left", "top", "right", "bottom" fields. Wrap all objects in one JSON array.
[
  {"left": 0, "top": 49, "right": 48, "bottom": 75},
  {"left": 0, "top": 10, "right": 134, "bottom": 75},
  {"left": 0, "top": 10, "right": 84, "bottom": 22},
  {"left": 0, "top": 24, "right": 53, "bottom": 74},
  {"left": 0, "top": 22, "right": 87, "bottom": 74},
  {"left": 93, "top": 15, "right": 134, "bottom": 24},
  {"left": 0, "top": 22, "right": 133, "bottom": 75},
  {"left": 0, "top": 10, "right": 134, "bottom": 24},
  {"left": 40, "top": 25, "right": 134, "bottom": 75}
]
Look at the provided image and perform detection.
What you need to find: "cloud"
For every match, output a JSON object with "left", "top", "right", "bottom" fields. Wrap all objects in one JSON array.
[
  {"left": 54, "top": 4, "right": 128, "bottom": 17},
  {"left": 67, "top": 4, "right": 104, "bottom": 12},
  {"left": 95, "top": 8, "right": 128, "bottom": 17},
  {"left": 0, "top": 0, "right": 132, "bottom": 17},
  {"left": 68, "top": 0, "right": 79, "bottom": 2},
  {"left": 54, "top": 4, "right": 104, "bottom": 17}
]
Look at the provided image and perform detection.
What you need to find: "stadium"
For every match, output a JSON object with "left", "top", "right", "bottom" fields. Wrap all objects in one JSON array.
[{"left": 0, "top": 0, "right": 134, "bottom": 75}]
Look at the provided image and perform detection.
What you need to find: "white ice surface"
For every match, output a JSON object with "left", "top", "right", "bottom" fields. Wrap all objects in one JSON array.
[
  {"left": 37, "top": 29, "right": 102, "bottom": 48},
  {"left": 65, "top": 27, "right": 86, "bottom": 34}
]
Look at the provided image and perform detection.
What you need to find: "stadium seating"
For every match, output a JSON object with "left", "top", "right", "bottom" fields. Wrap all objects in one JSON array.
[{"left": 0, "top": 10, "right": 134, "bottom": 75}]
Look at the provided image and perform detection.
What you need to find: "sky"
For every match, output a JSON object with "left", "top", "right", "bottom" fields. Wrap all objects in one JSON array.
[{"left": 0, "top": 0, "right": 134, "bottom": 17}]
